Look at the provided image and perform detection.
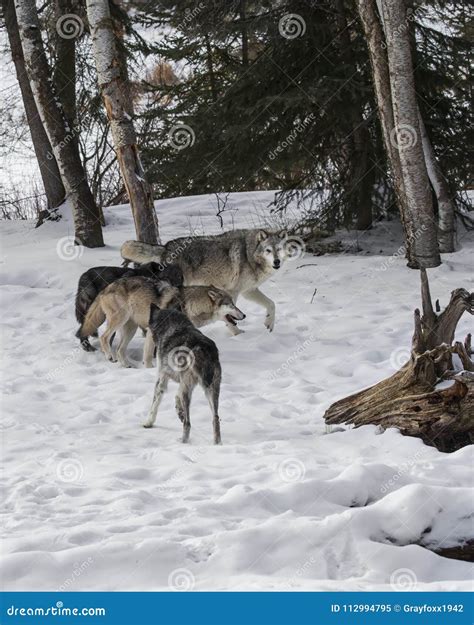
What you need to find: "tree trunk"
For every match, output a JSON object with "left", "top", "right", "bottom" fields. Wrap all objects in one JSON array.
[
  {"left": 381, "top": 0, "right": 440, "bottom": 268},
  {"left": 53, "top": 0, "right": 77, "bottom": 131},
  {"left": 3, "top": 0, "right": 65, "bottom": 211},
  {"left": 404, "top": 0, "right": 456, "bottom": 254},
  {"left": 85, "top": 0, "right": 159, "bottom": 244},
  {"left": 356, "top": 0, "right": 411, "bottom": 250},
  {"left": 334, "top": 0, "right": 374, "bottom": 230},
  {"left": 418, "top": 111, "right": 456, "bottom": 253},
  {"left": 240, "top": 0, "right": 249, "bottom": 67},
  {"left": 14, "top": 0, "right": 104, "bottom": 247},
  {"left": 324, "top": 271, "right": 474, "bottom": 453}
]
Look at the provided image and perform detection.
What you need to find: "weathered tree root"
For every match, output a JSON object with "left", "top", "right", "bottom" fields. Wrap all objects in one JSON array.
[{"left": 324, "top": 271, "right": 474, "bottom": 452}]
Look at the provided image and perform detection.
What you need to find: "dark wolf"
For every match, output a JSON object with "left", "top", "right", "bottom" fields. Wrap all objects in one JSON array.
[{"left": 143, "top": 304, "right": 222, "bottom": 444}]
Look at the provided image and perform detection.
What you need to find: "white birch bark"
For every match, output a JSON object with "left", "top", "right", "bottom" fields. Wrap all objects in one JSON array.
[
  {"left": 86, "top": 0, "right": 159, "bottom": 244},
  {"left": 380, "top": 0, "right": 441, "bottom": 267},
  {"left": 14, "top": 0, "right": 104, "bottom": 247}
]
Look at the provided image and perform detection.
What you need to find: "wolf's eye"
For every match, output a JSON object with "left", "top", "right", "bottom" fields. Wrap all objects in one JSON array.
[{"left": 265, "top": 247, "right": 272, "bottom": 254}]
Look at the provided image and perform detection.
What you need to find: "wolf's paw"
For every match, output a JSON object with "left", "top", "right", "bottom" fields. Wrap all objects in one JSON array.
[
  {"left": 142, "top": 421, "right": 154, "bottom": 429},
  {"left": 108, "top": 356, "right": 118, "bottom": 363},
  {"left": 264, "top": 315, "right": 275, "bottom": 332}
]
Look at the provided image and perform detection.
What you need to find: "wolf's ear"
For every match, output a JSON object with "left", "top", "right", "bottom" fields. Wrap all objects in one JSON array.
[
  {"left": 278, "top": 230, "right": 288, "bottom": 240},
  {"left": 208, "top": 286, "right": 220, "bottom": 302},
  {"left": 149, "top": 302, "right": 161, "bottom": 325},
  {"left": 257, "top": 230, "right": 269, "bottom": 243}
]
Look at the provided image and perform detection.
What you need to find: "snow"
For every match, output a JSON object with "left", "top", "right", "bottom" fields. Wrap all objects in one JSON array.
[{"left": 1, "top": 191, "right": 473, "bottom": 591}]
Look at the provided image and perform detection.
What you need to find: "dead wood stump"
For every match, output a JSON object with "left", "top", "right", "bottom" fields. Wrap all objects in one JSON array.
[{"left": 324, "top": 270, "right": 474, "bottom": 452}]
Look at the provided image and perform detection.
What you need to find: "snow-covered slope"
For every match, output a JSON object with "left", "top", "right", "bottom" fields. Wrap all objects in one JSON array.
[{"left": 1, "top": 192, "right": 473, "bottom": 591}]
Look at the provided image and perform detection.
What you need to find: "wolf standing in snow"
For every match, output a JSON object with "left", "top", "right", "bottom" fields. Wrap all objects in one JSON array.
[
  {"left": 77, "top": 276, "right": 245, "bottom": 366},
  {"left": 143, "top": 304, "right": 222, "bottom": 445},
  {"left": 121, "top": 229, "right": 289, "bottom": 332},
  {"left": 74, "top": 262, "right": 184, "bottom": 351}
]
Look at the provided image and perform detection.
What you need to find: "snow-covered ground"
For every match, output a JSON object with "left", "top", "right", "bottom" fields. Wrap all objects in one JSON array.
[{"left": 1, "top": 191, "right": 473, "bottom": 591}]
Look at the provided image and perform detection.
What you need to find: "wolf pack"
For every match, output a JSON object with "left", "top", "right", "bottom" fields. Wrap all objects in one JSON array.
[{"left": 75, "top": 229, "right": 291, "bottom": 445}]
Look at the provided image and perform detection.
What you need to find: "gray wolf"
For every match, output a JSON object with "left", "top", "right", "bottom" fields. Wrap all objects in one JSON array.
[
  {"left": 77, "top": 277, "right": 181, "bottom": 367},
  {"left": 75, "top": 262, "right": 183, "bottom": 351},
  {"left": 143, "top": 304, "right": 222, "bottom": 444},
  {"left": 121, "top": 229, "right": 289, "bottom": 332},
  {"left": 142, "top": 285, "right": 246, "bottom": 366},
  {"left": 77, "top": 277, "right": 244, "bottom": 366}
]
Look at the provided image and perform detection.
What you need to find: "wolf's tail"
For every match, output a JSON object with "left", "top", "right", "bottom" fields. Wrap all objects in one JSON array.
[
  {"left": 121, "top": 240, "right": 165, "bottom": 266},
  {"left": 76, "top": 296, "right": 106, "bottom": 340},
  {"left": 75, "top": 281, "right": 97, "bottom": 325}
]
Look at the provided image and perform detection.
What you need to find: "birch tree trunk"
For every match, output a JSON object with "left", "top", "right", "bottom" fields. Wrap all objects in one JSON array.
[
  {"left": 356, "top": 0, "right": 412, "bottom": 253},
  {"left": 381, "top": 0, "right": 440, "bottom": 268},
  {"left": 405, "top": 1, "right": 456, "bottom": 253},
  {"left": 3, "top": 0, "right": 65, "bottom": 211},
  {"left": 418, "top": 108, "right": 456, "bottom": 253},
  {"left": 14, "top": 0, "right": 104, "bottom": 247},
  {"left": 85, "top": 0, "right": 160, "bottom": 244}
]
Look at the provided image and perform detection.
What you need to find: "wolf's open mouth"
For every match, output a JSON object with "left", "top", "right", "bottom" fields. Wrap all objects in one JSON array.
[{"left": 225, "top": 314, "right": 238, "bottom": 326}]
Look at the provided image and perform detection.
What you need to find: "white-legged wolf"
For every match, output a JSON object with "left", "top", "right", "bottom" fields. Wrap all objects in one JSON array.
[
  {"left": 121, "top": 229, "right": 289, "bottom": 332},
  {"left": 143, "top": 304, "right": 222, "bottom": 444}
]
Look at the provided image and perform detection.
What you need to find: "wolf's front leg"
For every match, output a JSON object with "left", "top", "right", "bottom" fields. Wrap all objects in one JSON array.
[
  {"left": 225, "top": 320, "right": 244, "bottom": 336},
  {"left": 241, "top": 288, "right": 275, "bottom": 332},
  {"left": 143, "top": 374, "right": 168, "bottom": 428},
  {"left": 143, "top": 329, "right": 155, "bottom": 368}
]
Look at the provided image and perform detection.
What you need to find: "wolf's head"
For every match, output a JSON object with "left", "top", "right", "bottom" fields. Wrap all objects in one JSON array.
[
  {"left": 207, "top": 286, "right": 246, "bottom": 328},
  {"left": 255, "top": 230, "right": 288, "bottom": 270}
]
